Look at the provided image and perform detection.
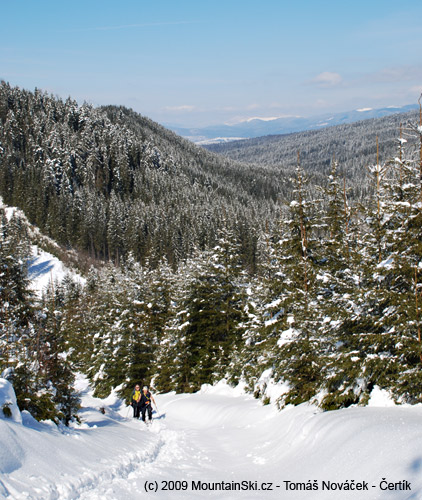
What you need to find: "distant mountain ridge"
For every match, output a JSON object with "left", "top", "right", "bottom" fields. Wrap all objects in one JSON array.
[{"left": 168, "top": 104, "right": 419, "bottom": 144}]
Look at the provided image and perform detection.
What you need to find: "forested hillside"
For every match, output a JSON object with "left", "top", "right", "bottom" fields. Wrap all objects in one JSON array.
[
  {"left": 0, "top": 82, "right": 287, "bottom": 270},
  {"left": 206, "top": 109, "right": 419, "bottom": 198},
  {"left": 2, "top": 83, "right": 422, "bottom": 425}
]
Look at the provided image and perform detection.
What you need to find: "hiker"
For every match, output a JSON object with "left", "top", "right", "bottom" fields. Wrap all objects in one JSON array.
[
  {"left": 140, "top": 385, "right": 156, "bottom": 423},
  {"left": 131, "top": 384, "right": 142, "bottom": 418}
]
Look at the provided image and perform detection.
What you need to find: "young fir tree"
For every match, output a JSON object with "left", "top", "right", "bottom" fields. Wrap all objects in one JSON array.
[
  {"left": 315, "top": 160, "right": 364, "bottom": 409},
  {"left": 319, "top": 140, "right": 393, "bottom": 408},
  {"left": 259, "top": 162, "right": 325, "bottom": 407},
  {"left": 0, "top": 211, "right": 79, "bottom": 423},
  {"left": 118, "top": 256, "right": 173, "bottom": 401},
  {"left": 322, "top": 127, "right": 422, "bottom": 408},
  {"left": 0, "top": 210, "right": 33, "bottom": 369},
  {"left": 382, "top": 120, "right": 422, "bottom": 401},
  {"left": 153, "top": 256, "right": 197, "bottom": 393},
  {"left": 80, "top": 264, "right": 125, "bottom": 397},
  {"left": 36, "top": 282, "right": 81, "bottom": 424},
  {"left": 239, "top": 222, "right": 287, "bottom": 400},
  {"left": 162, "top": 224, "right": 247, "bottom": 392}
]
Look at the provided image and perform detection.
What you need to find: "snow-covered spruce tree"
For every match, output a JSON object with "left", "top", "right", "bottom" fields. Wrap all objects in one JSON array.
[
  {"left": 36, "top": 282, "right": 81, "bottom": 424},
  {"left": 162, "top": 224, "right": 247, "bottom": 393},
  {"left": 0, "top": 211, "right": 79, "bottom": 423},
  {"left": 81, "top": 264, "right": 134, "bottom": 398},
  {"left": 117, "top": 256, "right": 174, "bottom": 401},
  {"left": 239, "top": 222, "right": 288, "bottom": 400},
  {"left": 0, "top": 209, "right": 33, "bottom": 369},
  {"left": 257, "top": 163, "right": 325, "bottom": 407},
  {"left": 320, "top": 141, "right": 397, "bottom": 408},
  {"left": 152, "top": 256, "right": 198, "bottom": 393},
  {"left": 0, "top": 211, "right": 44, "bottom": 419},
  {"left": 321, "top": 127, "right": 422, "bottom": 408},
  {"left": 107, "top": 191, "right": 127, "bottom": 265},
  {"left": 383, "top": 119, "right": 422, "bottom": 401},
  {"left": 236, "top": 273, "right": 268, "bottom": 397},
  {"left": 74, "top": 256, "right": 173, "bottom": 400},
  {"left": 212, "top": 222, "right": 249, "bottom": 385},
  {"left": 313, "top": 160, "right": 365, "bottom": 409},
  {"left": 61, "top": 266, "right": 100, "bottom": 373}
]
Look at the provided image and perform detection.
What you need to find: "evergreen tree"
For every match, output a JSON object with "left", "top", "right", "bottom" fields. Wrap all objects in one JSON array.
[{"left": 272, "top": 164, "right": 324, "bottom": 407}]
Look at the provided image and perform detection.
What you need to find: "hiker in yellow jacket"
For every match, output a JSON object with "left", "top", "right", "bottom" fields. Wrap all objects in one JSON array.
[{"left": 131, "top": 384, "right": 142, "bottom": 418}]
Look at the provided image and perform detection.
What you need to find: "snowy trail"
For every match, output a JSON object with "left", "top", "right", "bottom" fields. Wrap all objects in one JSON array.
[
  {"left": 73, "top": 386, "right": 282, "bottom": 500},
  {"left": 2, "top": 378, "right": 422, "bottom": 499}
]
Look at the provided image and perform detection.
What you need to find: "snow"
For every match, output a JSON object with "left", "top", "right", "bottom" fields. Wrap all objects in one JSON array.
[
  {"left": 0, "top": 197, "right": 86, "bottom": 296},
  {"left": 377, "top": 256, "right": 394, "bottom": 270},
  {"left": 277, "top": 327, "right": 297, "bottom": 346},
  {"left": 256, "top": 369, "right": 289, "bottom": 402},
  {"left": 264, "top": 317, "right": 278, "bottom": 327},
  {"left": 28, "top": 245, "right": 85, "bottom": 296},
  {"left": 317, "top": 272, "right": 330, "bottom": 283},
  {"left": 367, "top": 386, "right": 396, "bottom": 408},
  {"left": 264, "top": 298, "right": 281, "bottom": 309},
  {"left": 1, "top": 377, "right": 422, "bottom": 499},
  {"left": 244, "top": 116, "right": 282, "bottom": 122},
  {"left": 356, "top": 107, "right": 373, "bottom": 112},
  {"left": 195, "top": 137, "right": 243, "bottom": 145},
  {"left": 0, "top": 379, "right": 22, "bottom": 424}
]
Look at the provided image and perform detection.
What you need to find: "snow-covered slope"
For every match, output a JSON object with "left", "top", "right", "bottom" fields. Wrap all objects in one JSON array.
[
  {"left": 0, "top": 197, "right": 85, "bottom": 296},
  {"left": 0, "top": 378, "right": 420, "bottom": 499},
  {"left": 27, "top": 245, "right": 85, "bottom": 296}
]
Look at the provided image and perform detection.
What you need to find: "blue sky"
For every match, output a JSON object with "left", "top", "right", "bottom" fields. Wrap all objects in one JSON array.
[{"left": 1, "top": 0, "right": 422, "bottom": 126}]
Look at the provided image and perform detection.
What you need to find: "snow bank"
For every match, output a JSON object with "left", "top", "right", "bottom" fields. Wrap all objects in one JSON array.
[
  {"left": 0, "top": 375, "right": 159, "bottom": 499},
  {"left": 0, "top": 378, "right": 21, "bottom": 424},
  {"left": 256, "top": 368, "right": 290, "bottom": 402}
]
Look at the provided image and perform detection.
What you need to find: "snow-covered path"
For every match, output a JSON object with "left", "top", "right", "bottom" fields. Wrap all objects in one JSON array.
[{"left": 1, "top": 377, "right": 422, "bottom": 499}]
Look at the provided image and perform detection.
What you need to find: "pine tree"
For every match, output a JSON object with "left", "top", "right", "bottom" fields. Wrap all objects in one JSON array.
[
  {"left": 0, "top": 210, "right": 33, "bottom": 368},
  {"left": 269, "top": 162, "right": 324, "bottom": 407}
]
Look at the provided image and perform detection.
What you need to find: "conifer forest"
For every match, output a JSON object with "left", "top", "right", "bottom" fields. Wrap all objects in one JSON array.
[{"left": 2, "top": 82, "right": 422, "bottom": 424}]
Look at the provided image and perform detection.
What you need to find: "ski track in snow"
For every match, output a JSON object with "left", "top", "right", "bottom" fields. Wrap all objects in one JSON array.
[{"left": 2, "top": 377, "right": 422, "bottom": 499}]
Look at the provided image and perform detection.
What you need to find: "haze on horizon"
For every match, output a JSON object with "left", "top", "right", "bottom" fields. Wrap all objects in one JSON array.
[{"left": 1, "top": 0, "right": 422, "bottom": 128}]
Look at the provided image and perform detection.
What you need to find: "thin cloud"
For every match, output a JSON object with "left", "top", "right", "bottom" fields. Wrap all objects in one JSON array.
[
  {"left": 310, "top": 72, "right": 343, "bottom": 88},
  {"left": 365, "top": 65, "right": 422, "bottom": 84},
  {"left": 410, "top": 85, "right": 422, "bottom": 95},
  {"left": 164, "top": 105, "right": 197, "bottom": 112},
  {"left": 246, "top": 103, "right": 260, "bottom": 110}
]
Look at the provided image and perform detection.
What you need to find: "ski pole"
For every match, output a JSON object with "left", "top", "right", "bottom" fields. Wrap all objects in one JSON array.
[{"left": 126, "top": 405, "right": 131, "bottom": 418}]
